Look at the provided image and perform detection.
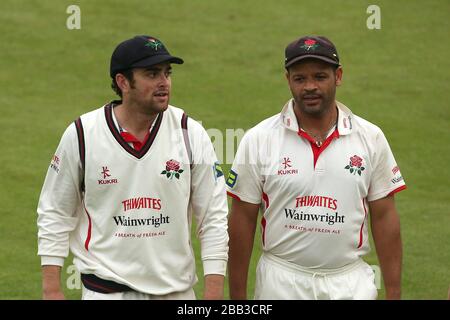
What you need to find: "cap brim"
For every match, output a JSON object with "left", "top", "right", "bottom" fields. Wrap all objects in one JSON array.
[
  {"left": 285, "top": 55, "right": 340, "bottom": 68},
  {"left": 131, "top": 54, "right": 184, "bottom": 68}
]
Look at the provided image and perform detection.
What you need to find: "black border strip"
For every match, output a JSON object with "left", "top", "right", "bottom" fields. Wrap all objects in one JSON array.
[
  {"left": 181, "top": 113, "right": 193, "bottom": 169},
  {"left": 81, "top": 273, "right": 133, "bottom": 293},
  {"left": 74, "top": 117, "right": 85, "bottom": 191}
]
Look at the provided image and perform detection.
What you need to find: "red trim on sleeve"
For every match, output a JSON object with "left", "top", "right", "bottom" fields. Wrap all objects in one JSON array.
[
  {"left": 260, "top": 193, "right": 270, "bottom": 248},
  {"left": 262, "top": 192, "right": 270, "bottom": 209},
  {"left": 357, "top": 200, "right": 367, "bottom": 249},
  {"left": 227, "top": 191, "right": 242, "bottom": 201},
  {"left": 83, "top": 203, "right": 92, "bottom": 251},
  {"left": 261, "top": 216, "right": 267, "bottom": 247},
  {"left": 388, "top": 185, "right": 407, "bottom": 196}
]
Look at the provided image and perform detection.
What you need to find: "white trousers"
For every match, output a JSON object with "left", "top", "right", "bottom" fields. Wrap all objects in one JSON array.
[
  {"left": 254, "top": 253, "right": 378, "bottom": 300},
  {"left": 82, "top": 285, "right": 196, "bottom": 300}
]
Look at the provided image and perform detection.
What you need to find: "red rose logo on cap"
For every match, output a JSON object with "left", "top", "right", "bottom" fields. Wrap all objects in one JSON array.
[
  {"left": 345, "top": 155, "right": 365, "bottom": 176},
  {"left": 301, "top": 39, "right": 319, "bottom": 51},
  {"left": 161, "top": 159, "right": 184, "bottom": 179}
]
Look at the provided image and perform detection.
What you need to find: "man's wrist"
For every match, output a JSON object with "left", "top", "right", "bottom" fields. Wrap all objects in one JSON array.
[
  {"left": 385, "top": 287, "right": 401, "bottom": 300},
  {"left": 204, "top": 274, "right": 224, "bottom": 300}
]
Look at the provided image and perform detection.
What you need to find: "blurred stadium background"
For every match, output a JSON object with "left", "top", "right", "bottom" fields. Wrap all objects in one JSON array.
[{"left": 0, "top": 0, "right": 448, "bottom": 299}]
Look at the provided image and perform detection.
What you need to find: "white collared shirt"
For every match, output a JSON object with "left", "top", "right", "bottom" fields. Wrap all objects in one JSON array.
[{"left": 227, "top": 99, "right": 406, "bottom": 269}]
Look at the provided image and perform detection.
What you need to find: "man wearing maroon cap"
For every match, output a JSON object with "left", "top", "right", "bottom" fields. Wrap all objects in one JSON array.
[
  {"left": 37, "top": 35, "right": 229, "bottom": 300},
  {"left": 227, "top": 36, "right": 406, "bottom": 300}
]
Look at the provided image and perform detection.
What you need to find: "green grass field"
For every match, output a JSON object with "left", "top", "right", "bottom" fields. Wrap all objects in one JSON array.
[{"left": 0, "top": 0, "right": 448, "bottom": 299}]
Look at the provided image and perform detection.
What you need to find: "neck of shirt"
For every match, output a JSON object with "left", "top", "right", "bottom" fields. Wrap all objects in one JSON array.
[
  {"left": 111, "top": 106, "right": 159, "bottom": 151},
  {"left": 298, "top": 107, "right": 339, "bottom": 146}
]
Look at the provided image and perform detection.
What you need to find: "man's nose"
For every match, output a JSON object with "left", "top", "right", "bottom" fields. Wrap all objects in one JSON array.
[
  {"left": 158, "top": 73, "right": 170, "bottom": 87},
  {"left": 304, "top": 79, "right": 318, "bottom": 91}
]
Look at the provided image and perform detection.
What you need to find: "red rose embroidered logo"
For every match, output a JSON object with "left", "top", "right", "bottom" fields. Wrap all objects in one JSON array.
[
  {"left": 161, "top": 159, "right": 184, "bottom": 179},
  {"left": 301, "top": 39, "right": 319, "bottom": 51},
  {"left": 345, "top": 155, "right": 365, "bottom": 176}
]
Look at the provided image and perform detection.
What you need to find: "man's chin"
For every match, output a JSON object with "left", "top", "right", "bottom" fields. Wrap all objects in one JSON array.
[
  {"left": 300, "top": 103, "right": 324, "bottom": 116},
  {"left": 152, "top": 102, "right": 169, "bottom": 113}
]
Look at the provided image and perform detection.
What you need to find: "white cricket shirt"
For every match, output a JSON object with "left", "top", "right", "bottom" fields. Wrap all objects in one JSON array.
[
  {"left": 37, "top": 102, "right": 229, "bottom": 295},
  {"left": 227, "top": 99, "right": 406, "bottom": 269}
]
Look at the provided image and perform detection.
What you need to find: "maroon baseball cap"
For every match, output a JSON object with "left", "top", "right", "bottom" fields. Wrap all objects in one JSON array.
[
  {"left": 110, "top": 35, "right": 184, "bottom": 78},
  {"left": 285, "top": 36, "right": 340, "bottom": 68}
]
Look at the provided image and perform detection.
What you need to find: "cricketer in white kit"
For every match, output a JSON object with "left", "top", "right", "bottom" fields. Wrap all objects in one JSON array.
[
  {"left": 37, "top": 35, "right": 228, "bottom": 300},
  {"left": 227, "top": 36, "right": 406, "bottom": 300}
]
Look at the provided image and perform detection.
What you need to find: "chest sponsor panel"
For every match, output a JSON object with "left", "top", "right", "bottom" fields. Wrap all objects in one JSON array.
[
  {"left": 264, "top": 193, "right": 366, "bottom": 241},
  {"left": 111, "top": 193, "right": 188, "bottom": 239},
  {"left": 84, "top": 159, "right": 189, "bottom": 230},
  {"left": 283, "top": 194, "right": 345, "bottom": 233},
  {"left": 113, "top": 215, "right": 170, "bottom": 238},
  {"left": 283, "top": 208, "right": 345, "bottom": 235},
  {"left": 84, "top": 171, "right": 189, "bottom": 239},
  {"left": 111, "top": 212, "right": 172, "bottom": 239}
]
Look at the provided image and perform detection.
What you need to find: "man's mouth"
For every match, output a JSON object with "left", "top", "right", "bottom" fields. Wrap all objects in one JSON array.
[
  {"left": 303, "top": 94, "right": 321, "bottom": 100},
  {"left": 303, "top": 94, "right": 321, "bottom": 104}
]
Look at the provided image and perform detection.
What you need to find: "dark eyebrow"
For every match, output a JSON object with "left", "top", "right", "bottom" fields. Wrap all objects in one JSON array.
[{"left": 144, "top": 66, "right": 172, "bottom": 72}]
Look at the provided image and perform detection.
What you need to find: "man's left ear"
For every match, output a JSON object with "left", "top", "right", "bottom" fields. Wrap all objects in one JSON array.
[{"left": 335, "top": 66, "right": 343, "bottom": 86}]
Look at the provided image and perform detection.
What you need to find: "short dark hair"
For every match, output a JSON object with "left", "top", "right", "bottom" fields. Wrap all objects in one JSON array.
[{"left": 111, "top": 69, "right": 135, "bottom": 98}]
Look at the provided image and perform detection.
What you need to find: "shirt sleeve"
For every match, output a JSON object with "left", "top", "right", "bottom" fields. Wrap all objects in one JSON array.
[
  {"left": 226, "top": 129, "right": 263, "bottom": 204},
  {"left": 367, "top": 130, "right": 406, "bottom": 202},
  {"left": 188, "top": 119, "right": 229, "bottom": 276},
  {"left": 37, "top": 124, "right": 83, "bottom": 265}
]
